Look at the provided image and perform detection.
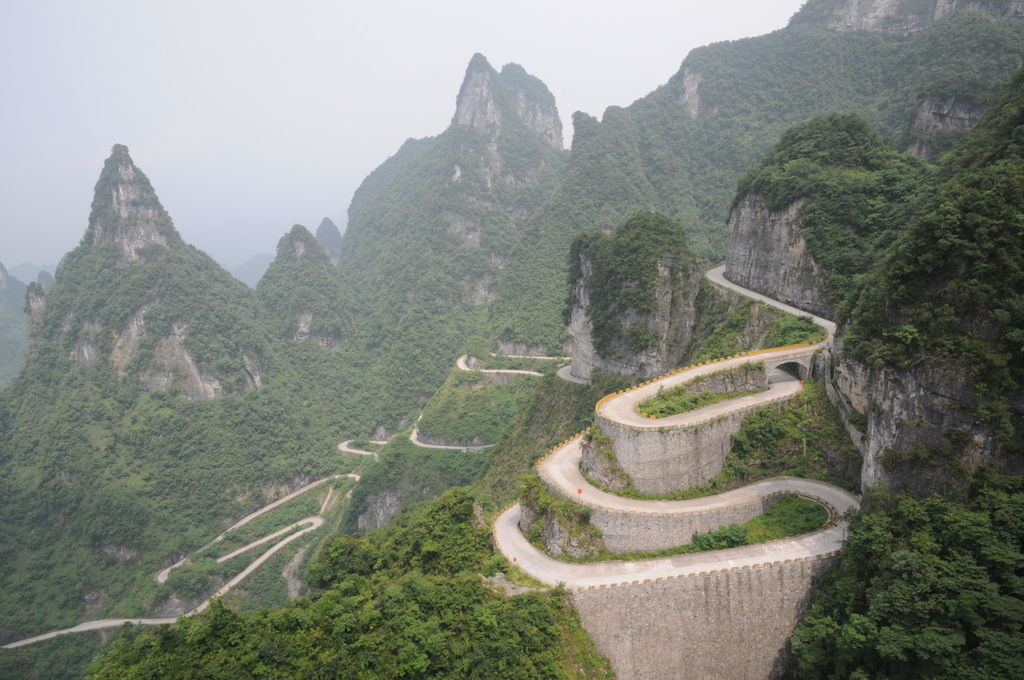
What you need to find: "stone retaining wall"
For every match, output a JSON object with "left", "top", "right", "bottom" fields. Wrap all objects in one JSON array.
[
  {"left": 591, "top": 492, "right": 787, "bottom": 553},
  {"left": 595, "top": 408, "right": 752, "bottom": 495},
  {"left": 571, "top": 554, "right": 838, "bottom": 680}
]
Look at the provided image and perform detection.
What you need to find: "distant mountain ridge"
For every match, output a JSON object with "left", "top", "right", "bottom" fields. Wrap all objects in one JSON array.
[
  {"left": 791, "top": 0, "right": 1024, "bottom": 34},
  {"left": 331, "top": 53, "right": 568, "bottom": 430},
  {"left": 489, "top": 5, "right": 1024, "bottom": 351}
]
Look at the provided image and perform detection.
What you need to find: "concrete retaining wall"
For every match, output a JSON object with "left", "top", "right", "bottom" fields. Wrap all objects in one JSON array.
[
  {"left": 591, "top": 492, "right": 787, "bottom": 553},
  {"left": 596, "top": 409, "right": 752, "bottom": 495},
  {"left": 571, "top": 554, "right": 838, "bottom": 680}
]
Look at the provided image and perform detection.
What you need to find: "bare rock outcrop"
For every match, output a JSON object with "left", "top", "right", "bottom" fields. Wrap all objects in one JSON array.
[
  {"left": 87, "top": 144, "right": 173, "bottom": 264},
  {"left": 906, "top": 94, "right": 989, "bottom": 161},
  {"left": 827, "top": 338, "right": 1024, "bottom": 493},
  {"left": 679, "top": 68, "right": 717, "bottom": 118},
  {"left": 357, "top": 490, "right": 403, "bottom": 532},
  {"left": 725, "top": 194, "right": 833, "bottom": 319},
  {"left": 796, "top": 0, "right": 1024, "bottom": 34},
  {"left": 26, "top": 282, "right": 46, "bottom": 337}
]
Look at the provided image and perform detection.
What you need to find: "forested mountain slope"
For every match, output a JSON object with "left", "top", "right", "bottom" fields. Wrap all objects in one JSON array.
[
  {"left": 491, "top": 4, "right": 1024, "bottom": 351},
  {"left": 839, "top": 65, "right": 1024, "bottom": 489},
  {"left": 257, "top": 224, "right": 349, "bottom": 348},
  {"left": 726, "top": 112, "right": 929, "bottom": 318},
  {"left": 0, "top": 147, "right": 357, "bottom": 642},
  {"left": 720, "top": 65, "right": 1024, "bottom": 678},
  {"left": 331, "top": 54, "right": 568, "bottom": 431}
]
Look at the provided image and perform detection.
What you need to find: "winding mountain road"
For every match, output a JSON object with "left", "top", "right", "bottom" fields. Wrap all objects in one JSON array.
[
  {"left": 493, "top": 264, "right": 859, "bottom": 588},
  {"left": 457, "top": 354, "right": 542, "bottom": 377},
  {"left": 338, "top": 440, "right": 379, "bottom": 459},
  {"left": 4, "top": 474, "right": 357, "bottom": 649}
]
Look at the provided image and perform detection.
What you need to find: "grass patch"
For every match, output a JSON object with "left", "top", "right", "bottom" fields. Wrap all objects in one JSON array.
[{"left": 639, "top": 386, "right": 766, "bottom": 418}]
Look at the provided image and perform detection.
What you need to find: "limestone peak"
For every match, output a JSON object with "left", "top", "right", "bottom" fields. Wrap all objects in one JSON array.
[
  {"left": 453, "top": 53, "right": 563, "bottom": 150},
  {"left": 455, "top": 54, "right": 504, "bottom": 135},
  {"left": 500, "top": 63, "right": 563, "bottom": 150},
  {"left": 315, "top": 217, "right": 343, "bottom": 264},
  {"left": 86, "top": 144, "right": 178, "bottom": 263}
]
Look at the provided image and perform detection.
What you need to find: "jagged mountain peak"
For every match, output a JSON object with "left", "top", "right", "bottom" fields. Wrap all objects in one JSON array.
[
  {"left": 257, "top": 224, "right": 346, "bottom": 348},
  {"left": 86, "top": 144, "right": 179, "bottom": 263},
  {"left": 315, "top": 217, "right": 342, "bottom": 264},
  {"left": 281, "top": 223, "right": 329, "bottom": 263},
  {"left": 500, "top": 63, "right": 564, "bottom": 150},
  {"left": 0, "top": 260, "right": 7, "bottom": 289},
  {"left": 454, "top": 53, "right": 563, "bottom": 150},
  {"left": 455, "top": 54, "right": 504, "bottom": 135}
]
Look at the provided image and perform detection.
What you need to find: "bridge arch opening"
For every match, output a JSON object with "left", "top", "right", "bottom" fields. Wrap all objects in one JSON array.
[{"left": 769, "top": 361, "right": 808, "bottom": 382}]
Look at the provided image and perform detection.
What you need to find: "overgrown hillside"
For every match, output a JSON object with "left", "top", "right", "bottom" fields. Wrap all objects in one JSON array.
[
  {"left": 84, "top": 488, "right": 615, "bottom": 680},
  {"left": 257, "top": 224, "right": 350, "bottom": 347},
  {"left": 333, "top": 54, "right": 568, "bottom": 434},
  {"left": 491, "top": 6, "right": 1024, "bottom": 350},
  {"left": 727, "top": 63, "right": 1024, "bottom": 678},
  {"left": 731, "top": 112, "right": 929, "bottom": 314},
  {"left": 845, "top": 64, "right": 1024, "bottom": 468},
  {"left": 0, "top": 147, "right": 359, "bottom": 641}
]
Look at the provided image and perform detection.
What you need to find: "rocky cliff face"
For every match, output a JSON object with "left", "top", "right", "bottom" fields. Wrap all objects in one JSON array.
[
  {"left": 517, "top": 502, "right": 604, "bottom": 559},
  {"left": 567, "top": 252, "right": 703, "bottom": 380},
  {"left": 357, "top": 490, "right": 403, "bottom": 532},
  {"left": 905, "top": 94, "right": 989, "bottom": 161},
  {"left": 31, "top": 145, "right": 266, "bottom": 400},
  {"left": 25, "top": 282, "right": 46, "bottom": 337},
  {"left": 679, "top": 68, "right": 716, "bottom": 118},
  {"left": 827, "top": 339, "right": 1024, "bottom": 493},
  {"left": 725, "top": 194, "right": 833, "bottom": 319},
  {"left": 797, "top": 0, "right": 1024, "bottom": 34},
  {"left": 86, "top": 145, "right": 176, "bottom": 264},
  {"left": 455, "top": 57, "right": 563, "bottom": 151},
  {"left": 567, "top": 213, "right": 704, "bottom": 380},
  {"left": 452, "top": 54, "right": 564, "bottom": 191},
  {"left": 499, "top": 63, "right": 564, "bottom": 150}
]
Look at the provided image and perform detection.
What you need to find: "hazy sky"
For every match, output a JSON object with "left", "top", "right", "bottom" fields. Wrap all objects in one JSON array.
[{"left": 1, "top": 0, "right": 807, "bottom": 271}]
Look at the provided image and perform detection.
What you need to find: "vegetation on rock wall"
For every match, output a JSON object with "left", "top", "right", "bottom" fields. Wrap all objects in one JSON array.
[
  {"left": 0, "top": 265, "right": 28, "bottom": 389},
  {"left": 256, "top": 224, "right": 349, "bottom": 343},
  {"left": 314, "top": 216, "right": 343, "bottom": 262},
  {"left": 491, "top": 10, "right": 1024, "bottom": 350},
  {"left": 846, "top": 66, "right": 1024, "bottom": 446},
  {"left": 335, "top": 53, "right": 567, "bottom": 426},
  {"left": 734, "top": 113, "right": 929, "bottom": 311},
  {"left": 566, "top": 211, "right": 696, "bottom": 358}
]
